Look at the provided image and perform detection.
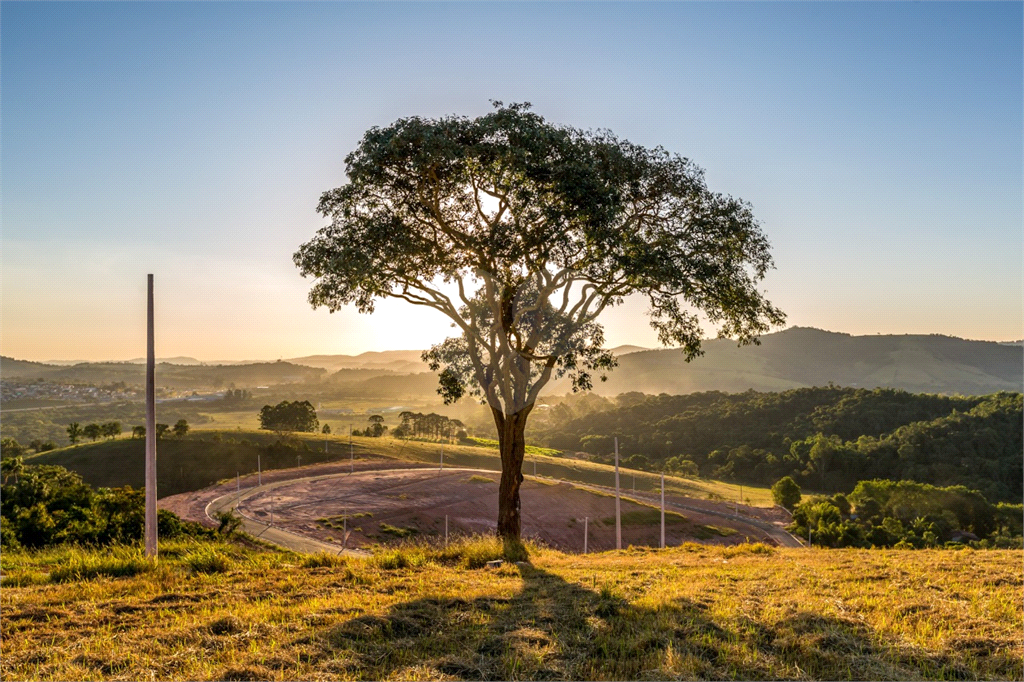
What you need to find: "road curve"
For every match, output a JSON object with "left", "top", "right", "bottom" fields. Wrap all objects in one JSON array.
[
  {"left": 205, "top": 479, "right": 369, "bottom": 557},
  {"left": 209, "top": 465, "right": 803, "bottom": 554}
]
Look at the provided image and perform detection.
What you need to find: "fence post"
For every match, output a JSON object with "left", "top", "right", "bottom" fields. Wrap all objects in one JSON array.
[{"left": 584, "top": 516, "right": 588, "bottom": 554}]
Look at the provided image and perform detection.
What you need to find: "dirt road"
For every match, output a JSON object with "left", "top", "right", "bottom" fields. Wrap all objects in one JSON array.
[{"left": 163, "top": 459, "right": 801, "bottom": 553}]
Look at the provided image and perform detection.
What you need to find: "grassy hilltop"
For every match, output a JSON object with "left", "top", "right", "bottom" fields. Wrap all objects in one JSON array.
[{"left": 2, "top": 538, "right": 1021, "bottom": 681}]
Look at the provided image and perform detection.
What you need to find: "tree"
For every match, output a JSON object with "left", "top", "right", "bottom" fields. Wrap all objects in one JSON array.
[
  {"left": 771, "top": 476, "right": 802, "bottom": 511},
  {"left": 258, "top": 401, "right": 319, "bottom": 432},
  {"left": 67, "top": 422, "right": 83, "bottom": 445},
  {"left": 101, "top": 421, "right": 121, "bottom": 440},
  {"left": 155, "top": 423, "right": 170, "bottom": 439},
  {"left": 295, "top": 103, "right": 784, "bottom": 539},
  {"left": 83, "top": 423, "right": 102, "bottom": 442},
  {"left": 366, "top": 414, "right": 387, "bottom": 438},
  {"left": 322, "top": 424, "right": 331, "bottom": 435},
  {"left": 132, "top": 425, "right": 146, "bottom": 439},
  {"left": 172, "top": 419, "right": 190, "bottom": 438}
]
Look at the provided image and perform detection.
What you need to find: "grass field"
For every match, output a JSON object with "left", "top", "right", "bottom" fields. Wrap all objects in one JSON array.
[
  {"left": 1, "top": 537, "right": 1020, "bottom": 681},
  {"left": 27, "top": 432, "right": 776, "bottom": 506}
]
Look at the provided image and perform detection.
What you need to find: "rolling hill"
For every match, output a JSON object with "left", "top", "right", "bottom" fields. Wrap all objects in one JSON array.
[
  {"left": 3, "top": 328, "right": 1020, "bottom": 397},
  {"left": 542, "top": 327, "right": 1022, "bottom": 397}
]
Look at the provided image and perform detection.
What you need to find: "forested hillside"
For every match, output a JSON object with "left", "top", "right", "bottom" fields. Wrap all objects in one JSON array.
[{"left": 534, "top": 388, "right": 1022, "bottom": 503}]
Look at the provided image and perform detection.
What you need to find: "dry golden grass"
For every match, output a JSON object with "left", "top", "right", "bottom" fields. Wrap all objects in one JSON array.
[{"left": 2, "top": 537, "right": 1020, "bottom": 681}]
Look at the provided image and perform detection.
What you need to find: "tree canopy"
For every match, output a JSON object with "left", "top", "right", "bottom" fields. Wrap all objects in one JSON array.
[
  {"left": 294, "top": 102, "right": 784, "bottom": 538},
  {"left": 258, "top": 401, "right": 319, "bottom": 433}
]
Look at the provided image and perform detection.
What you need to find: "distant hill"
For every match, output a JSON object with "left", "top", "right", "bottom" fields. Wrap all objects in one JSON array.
[
  {"left": 4, "top": 327, "right": 1020, "bottom": 396},
  {"left": 124, "top": 356, "right": 204, "bottom": 365},
  {"left": 287, "top": 350, "right": 428, "bottom": 373},
  {"left": 542, "top": 327, "right": 1023, "bottom": 397},
  {"left": 0, "top": 358, "right": 325, "bottom": 389},
  {"left": 608, "top": 345, "right": 649, "bottom": 356}
]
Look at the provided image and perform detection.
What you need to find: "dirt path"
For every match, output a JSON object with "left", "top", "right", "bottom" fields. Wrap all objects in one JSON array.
[{"left": 161, "top": 457, "right": 801, "bottom": 553}]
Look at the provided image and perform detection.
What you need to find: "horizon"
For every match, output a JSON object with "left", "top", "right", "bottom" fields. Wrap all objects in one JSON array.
[
  {"left": 2, "top": 3, "right": 1021, "bottom": 363},
  {"left": 4, "top": 326, "right": 1021, "bottom": 366}
]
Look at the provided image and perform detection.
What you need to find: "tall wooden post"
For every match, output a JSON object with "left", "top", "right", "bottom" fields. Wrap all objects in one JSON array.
[
  {"left": 614, "top": 437, "right": 621, "bottom": 550},
  {"left": 660, "top": 473, "right": 666, "bottom": 549},
  {"left": 145, "top": 274, "right": 158, "bottom": 559}
]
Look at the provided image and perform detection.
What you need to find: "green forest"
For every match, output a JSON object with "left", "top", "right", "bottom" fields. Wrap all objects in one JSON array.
[{"left": 532, "top": 387, "right": 1023, "bottom": 503}]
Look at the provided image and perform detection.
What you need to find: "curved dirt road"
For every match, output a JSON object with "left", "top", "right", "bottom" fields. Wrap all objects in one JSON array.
[{"left": 165, "top": 459, "right": 801, "bottom": 553}]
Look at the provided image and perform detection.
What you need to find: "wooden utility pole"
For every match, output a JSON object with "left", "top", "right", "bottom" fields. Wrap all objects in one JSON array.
[
  {"left": 660, "top": 473, "right": 666, "bottom": 549},
  {"left": 144, "top": 274, "right": 158, "bottom": 559},
  {"left": 614, "top": 437, "right": 621, "bottom": 550}
]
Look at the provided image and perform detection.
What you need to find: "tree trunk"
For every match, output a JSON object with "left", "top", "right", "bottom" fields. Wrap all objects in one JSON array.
[{"left": 493, "top": 405, "right": 532, "bottom": 540}]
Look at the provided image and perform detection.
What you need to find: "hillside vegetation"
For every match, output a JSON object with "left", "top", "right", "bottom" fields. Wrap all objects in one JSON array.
[
  {"left": 534, "top": 388, "right": 1023, "bottom": 503},
  {"left": 2, "top": 537, "right": 1020, "bottom": 681},
  {"left": 23, "top": 433, "right": 775, "bottom": 507}
]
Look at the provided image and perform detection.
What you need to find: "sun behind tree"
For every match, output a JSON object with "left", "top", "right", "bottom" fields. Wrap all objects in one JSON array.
[{"left": 295, "top": 102, "right": 784, "bottom": 540}]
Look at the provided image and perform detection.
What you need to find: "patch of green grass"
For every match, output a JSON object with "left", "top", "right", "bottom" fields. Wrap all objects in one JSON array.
[
  {"left": 466, "top": 437, "right": 562, "bottom": 458},
  {"left": 182, "top": 547, "right": 233, "bottom": 574},
  {"left": 301, "top": 552, "right": 351, "bottom": 570},
  {"left": 693, "top": 524, "right": 737, "bottom": 540},
  {"left": 379, "top": 523, "right": 418, "bottom": 538},
  {"left": 466, "top": 474, "right": 495, "bottom": 483},
  {"left": 48, "top": 546, "right": 154, "bottom": 582}
]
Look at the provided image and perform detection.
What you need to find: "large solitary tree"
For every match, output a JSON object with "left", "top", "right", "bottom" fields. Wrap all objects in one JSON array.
[{"left": 295, "top": 102, "right": 784, "bottom": 540}]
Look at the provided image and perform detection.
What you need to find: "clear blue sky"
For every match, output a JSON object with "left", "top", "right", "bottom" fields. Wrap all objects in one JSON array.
[{"left": 3, "top": 2, "right": 1021, "bottom": 361}]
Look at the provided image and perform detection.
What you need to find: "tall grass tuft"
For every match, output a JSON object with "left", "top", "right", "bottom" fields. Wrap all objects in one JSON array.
[
  {"left": 301, "top": 552, "right": 349, "bottom": 569},
  {"left": 183, "top": 547, "right": 233, "bottom": 574},
  {"left": 49, "top": 546, "right": 153, "bottom": 582}
]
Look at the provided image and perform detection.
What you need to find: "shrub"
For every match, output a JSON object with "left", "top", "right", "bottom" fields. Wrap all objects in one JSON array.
[{"left": 771, "top": 476, "right": 801, "bottom": 511}]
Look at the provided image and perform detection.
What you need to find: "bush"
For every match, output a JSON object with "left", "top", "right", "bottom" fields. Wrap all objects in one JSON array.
[
  {"left": 1, "top": 464, "right": 212, "bottom": 549},
  {"left": 771, "top": 476, "right": 801, "bottom": 511}
]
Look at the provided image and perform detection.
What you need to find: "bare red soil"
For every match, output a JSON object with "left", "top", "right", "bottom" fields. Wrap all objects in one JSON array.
[{"left": 162, "top": 461, "right": 787, "bottom": 552}]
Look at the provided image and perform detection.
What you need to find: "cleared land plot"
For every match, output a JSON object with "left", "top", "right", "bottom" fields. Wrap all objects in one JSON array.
[{"left": 236, "top": 468, "right": 770, "bottom": 552}]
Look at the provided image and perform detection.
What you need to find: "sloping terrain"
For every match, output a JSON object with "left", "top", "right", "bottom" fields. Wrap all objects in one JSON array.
[{"left": 543, "top": 327, "right": 1022, "bottom": 396}]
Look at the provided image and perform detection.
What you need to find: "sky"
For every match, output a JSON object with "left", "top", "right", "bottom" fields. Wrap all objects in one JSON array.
[{"left": 2, "top": 2, "right": 1021, "bottom": 362}]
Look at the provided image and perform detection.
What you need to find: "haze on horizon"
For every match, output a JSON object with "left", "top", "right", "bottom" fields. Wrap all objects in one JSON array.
[{"left": 2, "top": 3, "right": 1021, "bottom": 364}]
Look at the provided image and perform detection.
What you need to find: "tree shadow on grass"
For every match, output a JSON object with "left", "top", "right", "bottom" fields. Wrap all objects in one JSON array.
[{"left": 302, "top": 559, "right": 1020, "bottom": 681}]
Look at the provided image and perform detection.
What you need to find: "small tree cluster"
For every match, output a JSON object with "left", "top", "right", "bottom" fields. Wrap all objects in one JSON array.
[
  {"left": 258, "top": 400, "right": 319, "bottom": 433},
  {"left": 392, "top": 412, "right": 464, "bottom": 441},
  {"left": 787, "top": 479, "right": 1022, "bottom": 549},
  {"left": 28, "top": 439, "right": 57, "bottom": 453},
  {"left": 78, "top": 422, "right": 121, "bottom": 442},
  {"left": 354, "top": 415, "right": 387, "bottom": 438},
  {"left": 223, "top": 389, "right": 252, "bottom": 402}
]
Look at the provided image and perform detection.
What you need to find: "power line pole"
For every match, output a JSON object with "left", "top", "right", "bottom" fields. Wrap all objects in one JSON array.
[
  {"left": 349, "top": 426, "right": 353, "bottom": 474},
  {"left": 584, "top": 516, "right": 588, "bottom": 554},
  {"left": 660, "top": 472, "right": 666, "bottom": 549},
  {"left": 614, "top": 437, "right": 621, "bottom": 550},
  {"left": 144, "top": 274, "right": 158, "bottom": 559}
]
